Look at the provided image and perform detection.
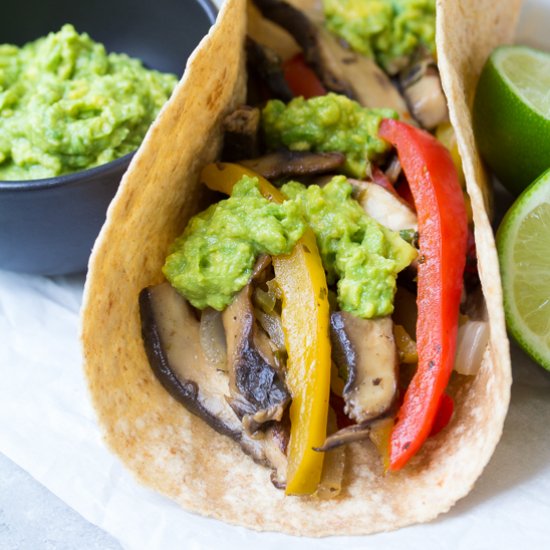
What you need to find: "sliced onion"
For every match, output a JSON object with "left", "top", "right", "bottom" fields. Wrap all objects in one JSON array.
[
  {"left": 266, "top": 278, "right": 282, "bottom": 300},
  {"left": 255, "top": 308, "right": 286, "bottom": 352},
  {"left": 199, "top": 308, "right": 227, "bottom": 370},
  {"left": 254, "top": 287, "right": 276, "bottom": 313},
  {"left": 316, "top": 408, "right": 345, "bottom": 500},
  {"left": 369, "top": 417, "right": 394, "bottom": 468},
  {"left": 454, "top": 320, "right": 490, "bottom": 376}
]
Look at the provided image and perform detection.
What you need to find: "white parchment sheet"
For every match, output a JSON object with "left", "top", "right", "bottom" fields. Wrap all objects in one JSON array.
[{"left": 1, "top": 269, "right": 549, "bottom": 549}]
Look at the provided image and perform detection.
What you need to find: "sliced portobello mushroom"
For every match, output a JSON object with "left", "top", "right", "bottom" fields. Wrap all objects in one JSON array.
[
  {"left": 252, "top": 0, "right": 410, "bottom": 118},
  {"left": 315, "top": 415, "right": 394, "bottom": 452},
  {"left": 330, "top": 312, "right": 398, "bottom": 423},
  {"left": 314, "top": 422, "right": 373, "bottom": 452},
  {"left": 314, "top": 26, "right": 411, "bottom": 118},
  {"left": 221, "top": 105, "right": 261, "bottom": 162},
  {"left": 246, "top": 38, "right": 294, "bottom": 104},
  {"left": 223, "top": 261, "right": 290, "bottom": 434},
  {"left": 139, "top": 282, "right": 288, "bottom": 485},
  {"left": 399, "top": 50, "right": 449, "bottom": 130},
  {"left": 253, "top": 0, "right": 352, "bottom": 98},
  {"left": 247, "top": 0, "right": 301, "bottom": 62},
  {"left": 240, "top": 150, "right": 345, "bottom": 180},
  {"left": 315, "top": 418, "right": 387, "bottom": 452}
]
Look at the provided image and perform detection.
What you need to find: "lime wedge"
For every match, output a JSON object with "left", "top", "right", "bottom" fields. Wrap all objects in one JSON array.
[
  {"left": 473, "top": 45, "right": 550, "bottom": 195},
  {"left": 496, "top": 168, "right": 550, "bottom": 370}
]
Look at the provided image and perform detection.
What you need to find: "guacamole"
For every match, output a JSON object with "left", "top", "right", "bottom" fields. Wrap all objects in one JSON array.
[
  {"left": 165, "top": 174, "right": 415, "bottom": 318},
  {"left": 262, "top": 94, "right": 396, "bottom": 178},
  {"left": 323, "top": 0, "right": 436, "bottom": 74},
  {"left": 0, "top": 24, "right": 177, "bottom": 181},
  {"left": 163, "top": 176, "right": 305, "bottom": 311},
  {"left": 282, "top": 177, "right": 416, "bottom": 318}
]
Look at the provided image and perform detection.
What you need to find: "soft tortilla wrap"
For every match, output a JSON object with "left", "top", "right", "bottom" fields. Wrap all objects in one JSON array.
[{"left": 81, "top": 0, "right": 522, "bottom": 535}]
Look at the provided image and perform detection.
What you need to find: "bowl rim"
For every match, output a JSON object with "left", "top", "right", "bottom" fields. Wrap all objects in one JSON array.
[
  {"left": 0, "top": 152, "right": 135, "bottom": 191},
  {"left": 0, "top": 0, "right": 219, "bottom": 193},
  {"left": 198, "top": 0, "right": 219, "bottom": 26}
]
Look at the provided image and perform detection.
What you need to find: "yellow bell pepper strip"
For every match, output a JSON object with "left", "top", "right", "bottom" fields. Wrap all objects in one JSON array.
[
  {"left": 200, "top": 162, "right": 332, "bottom": 495},
  {"left": 201, "top": 162, "right": 283, "bottom": 201},
  {"left": 378, "top": 119, "right": 467, "bottom": 471},
  {"left": 272, "top": 229, "right": 331, "bottom": 494}
]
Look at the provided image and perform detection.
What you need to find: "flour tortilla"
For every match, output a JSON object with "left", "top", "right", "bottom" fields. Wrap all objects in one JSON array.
[{"left": 81, "top": 0, "right": 522, "bottom": 535}]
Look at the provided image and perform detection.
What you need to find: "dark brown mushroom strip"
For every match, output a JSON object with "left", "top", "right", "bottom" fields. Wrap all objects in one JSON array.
[
  {"left": 315, "top": 415, "right": 394, "bottom": 452},
  {"left": 399, "top": 50, "right": 449, "bottom": 130},
  {"left": 240, "top": 150, "right": 345, "bottom": 180},
  {"left": 223, "top": 262, "right": 290, "bottom": 434},
  {"left": 139, "top": 282, "right": 288, "bottom": 485},
  {"left": 247, "top": 0, "right": 301, "bottom": 62},
  {"left": 314, "top": 422, "right": 374, "bottom": 452},
  {"left": 330, "top": 312, "right": 398, "bottom": 423},
  {"left": 221, "top": 105, "right": 261, "bottom": 162},
  {"left": 330, "top": 315, "right": 356, "bottom": 397},
  {"left": 246, "top": 38, "right": 294, "bottom": 104}
]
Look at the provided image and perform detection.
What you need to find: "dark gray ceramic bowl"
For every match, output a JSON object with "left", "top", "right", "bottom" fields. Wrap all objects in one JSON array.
[{"left": 0, "top": 0, "right": 217, "bottom": 275}]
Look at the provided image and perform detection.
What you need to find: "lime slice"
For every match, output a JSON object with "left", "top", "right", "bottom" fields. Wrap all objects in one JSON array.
[
  {"left": 496, "top": 168, "right": 550, "bottom": 370},
  {"left": 473, "top": 45, "right": 550, "bottom": 195}
]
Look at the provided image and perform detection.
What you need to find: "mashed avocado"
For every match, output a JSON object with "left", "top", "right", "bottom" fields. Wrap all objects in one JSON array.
[
  {"left": 282, "top": 177, "right": 416, "bottom": 318},
  {"left": 0, "top": 24, "right": 177, "bottom": 180},
  {"left": 262, "top": 94, "right": 396, "bottom": 178},
  {"left": 323, "top": 0, "right": 436, "bottom": 74},
  {"left": 163, "top": 176, "right": 305, "bottom": 311},
  {"left": 165, "top": 174, "right": 415, "bottom": 318}
]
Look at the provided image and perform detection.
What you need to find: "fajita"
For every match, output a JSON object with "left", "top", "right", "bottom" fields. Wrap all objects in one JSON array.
[{"left": 81, "top": 0, "right": 522, "bottom": 535}]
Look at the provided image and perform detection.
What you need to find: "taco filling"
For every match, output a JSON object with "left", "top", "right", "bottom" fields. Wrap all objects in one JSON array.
[{"left": 138, "top": 0, "right": 489, "bottom": 497}]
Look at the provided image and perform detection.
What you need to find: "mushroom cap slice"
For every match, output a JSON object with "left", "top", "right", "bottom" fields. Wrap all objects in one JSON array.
[
  {"left": 223, "top": 278, "right": 290, "bottom": 432},
  {"left": 399, "top": 50, "right": 449, "bottom": 130},
  {"left": 240, "top": 150, "right": 345, "bottom": 180},
  {"left": 330, "top": 312, "right": 398, "bottom": 423},
  {"left": 221, "top": 104, "right": 261, "bottom": 162},
  {"left": 253, "top": 0, "right": 410, "bottom": 118},
  {"left": 140, "top": 282, "right": 288, "bottom": 483}
]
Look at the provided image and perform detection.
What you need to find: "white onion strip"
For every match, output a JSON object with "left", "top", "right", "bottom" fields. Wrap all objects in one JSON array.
[{"left": 454, "top": 320, "right": 490, "bottom": 376}]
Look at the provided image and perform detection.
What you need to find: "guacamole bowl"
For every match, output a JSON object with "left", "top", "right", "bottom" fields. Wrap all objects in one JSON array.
[{"left": 0, "top": 0, "right": 217, "bottom": 275}]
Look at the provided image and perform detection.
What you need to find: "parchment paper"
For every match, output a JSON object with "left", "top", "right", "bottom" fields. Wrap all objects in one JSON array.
[{"left": 1, "top": 268, "right": 549, "bottom": 549}]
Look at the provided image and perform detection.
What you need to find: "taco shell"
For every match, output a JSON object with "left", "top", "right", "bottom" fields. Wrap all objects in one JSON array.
[{"left": 81, "top": 0, "right": 522, "bottom": 535}]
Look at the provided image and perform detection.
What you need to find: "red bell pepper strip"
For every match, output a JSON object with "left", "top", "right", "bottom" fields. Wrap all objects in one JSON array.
[
  {"left": 378, "top": 119, "right": 467, "bottom": 471},
  {"left": 429, "top": 393, "right": 454, "bottom": 437},
  {"left": 395, "top": 176, "right": 415, "bottom": 211},
  {"left": 282, "top": 53, "right": 326, "bottom": 99}
]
